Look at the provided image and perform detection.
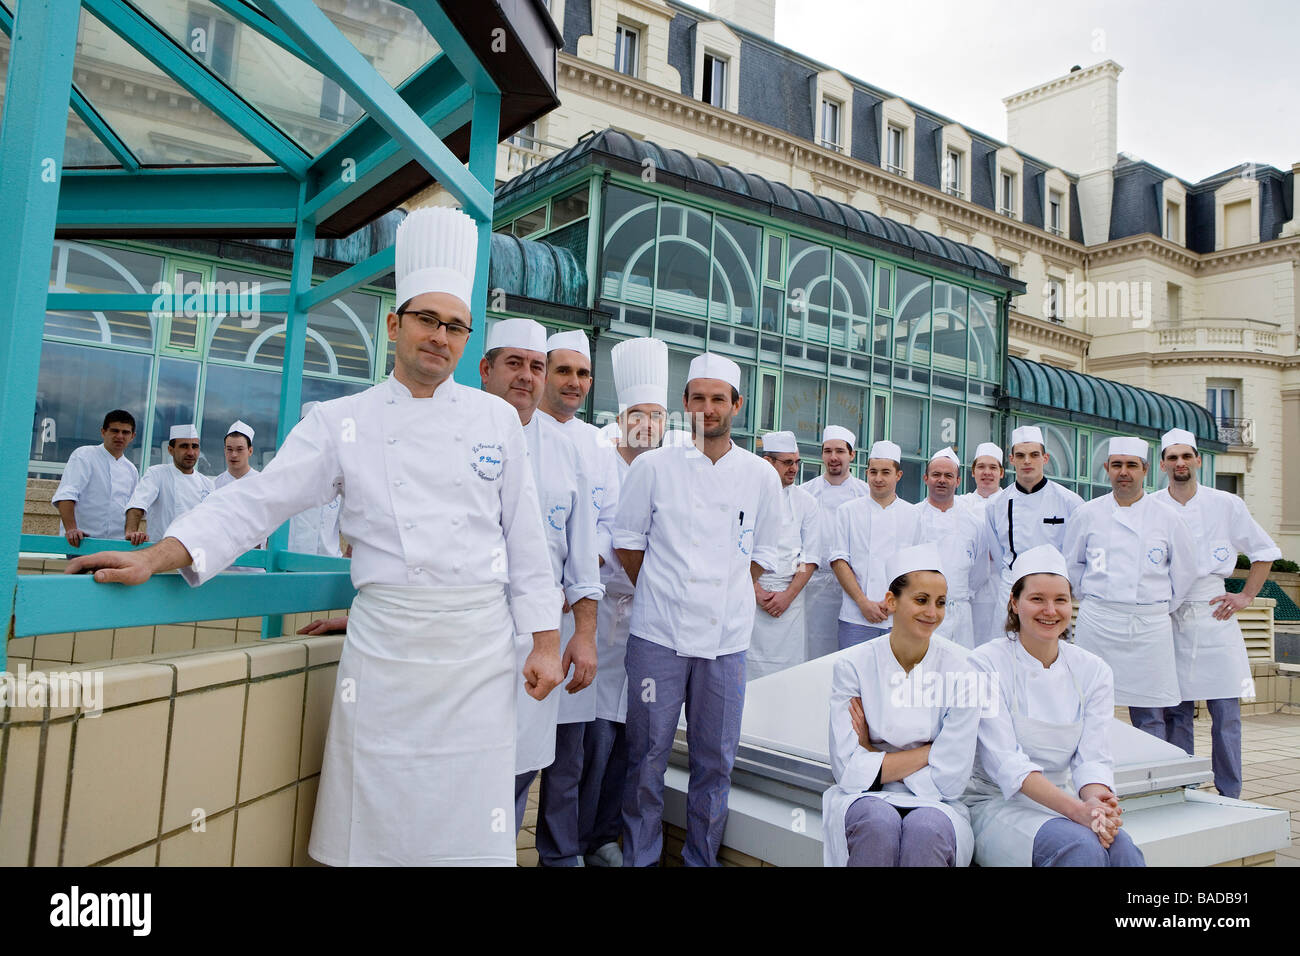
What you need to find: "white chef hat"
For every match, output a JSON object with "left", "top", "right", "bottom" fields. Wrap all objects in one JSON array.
[
  {"left": 485, "top": 317, "right": 547, "bottom": 354},
  {"left": 822, "top": 425, "right": 856, "bottom": 450},
  {"left": 612, "top": 337, "right": 668, "bottom": 410},
  {"left": 1107, "top": 436, "right": 1149, "bottom": 462},
  {"left": 1010, "top": 425, "right": 1044, "bottom": 450},
  {"left": 887, "top": 543, "right": 946, "bottom": 589},
  {"left": 686, "top": 352, "right": 741, "bottom": 391},
  {"left": 929, "top": 447, "right": 961, "bottom": 467},
  {"left": 1160, "top": 428, "right": 1198, "bottom": 456},
  {"left": 546, "top": 329, "right": 590, "bottom": 359},
  {"left": 868, "top": 440, "right": 902, "bottom": 465},
  {"left": 395, "top": 205, "right": 478, "bottom": 311},
  {"left": 1011, "top": 544, "right": 1070, "bottom": 586},
  {"left": 300, "top": 401, "right": 320, "bottom": 419},
  {"left": 973, "top": 442, "right": 1003, "bottom": 465},
  {"left": 762, "top": 431, "right": 799, "bottom": 455},
  {"left": 227, "top": 420, "right": 255, "bottom": 442},
  {"left": 169, "top": 424, "right": 198, "bottom": 441}
]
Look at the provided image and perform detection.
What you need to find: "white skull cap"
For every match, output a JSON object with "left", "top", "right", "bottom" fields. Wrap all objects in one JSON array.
[
  {"left": 686, "top": 352, "right": 741, "bottom": 390},
  {"left": 822, "top": 425, "right": 856, "bottom": 450},
  {"left": 485, "top": 318, "right": 547, "bottom": 354},
  {"left": 761, "top": 431, "right": 798, "bottom": 454}
]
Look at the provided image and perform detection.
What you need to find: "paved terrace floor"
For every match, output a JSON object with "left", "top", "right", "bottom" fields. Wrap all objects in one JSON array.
[{"left": 516, "top": 710, "right": 1300, "bottom": 866}]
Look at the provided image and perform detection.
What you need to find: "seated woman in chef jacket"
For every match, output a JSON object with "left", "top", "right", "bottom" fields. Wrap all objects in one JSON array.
[
  {"left": 823, "top": 543, "right": 982, "bottom": 867},
  {"left": 962, "top": 544, "right": 1145, "bottom": 867}
]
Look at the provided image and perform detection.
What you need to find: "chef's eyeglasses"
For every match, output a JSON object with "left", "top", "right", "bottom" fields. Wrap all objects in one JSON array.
[{"left": 398, "top": 309, "right": 473, "bottom": 340}]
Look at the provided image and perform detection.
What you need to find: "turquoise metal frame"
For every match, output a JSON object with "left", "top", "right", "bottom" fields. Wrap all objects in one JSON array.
[{"left": 0, "top": 0, "right": 513, "bottom": 670}]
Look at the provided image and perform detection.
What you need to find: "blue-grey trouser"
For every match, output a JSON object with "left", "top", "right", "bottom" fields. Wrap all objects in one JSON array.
[
  {"left": 534, "top": 722, "right": 587, "bottom": 866},
  {"left": 844, "top": 796, "right": 956, "bottom": 867},
  {"left": 621, "top": 635, "right": 745, "bottom": 867},
  {"left": 579, "top": 717, "right": 628, "bottom": 854},
  {"left": 838, "top": 619, "right": 889, "bottom": 650},
  {"left": 1032, "top": 817, "right": 1146, "bottom": 867},
  {"left": 1164, "top": 698, "right": 1244, "bottom": 799}
]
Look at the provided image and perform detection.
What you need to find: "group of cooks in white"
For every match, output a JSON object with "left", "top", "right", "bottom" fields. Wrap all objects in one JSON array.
[
  {"left": 51, "top": 408, "right": 344, "bottom": 560},
  {"left": 65, "top": 205, "right": 1280, "bottom": 869}
]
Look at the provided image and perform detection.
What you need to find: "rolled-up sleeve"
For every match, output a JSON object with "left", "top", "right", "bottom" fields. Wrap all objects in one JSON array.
[
  {"left": 1230, "top": 496, "right": 1281, "bottom": 565},
  {"left": 828, "top": 656, "right": 885, "bottom": 790},
  {"left": 498, "top": 414, "right": 563, "bottom": 635},
  {"left": 970, "top": 648, "right": 1044, "bottom": 800},
  {"left": 829, "top": 505, "right": 854, "bottom": 565},
  {"left": 561, "top": 458, "right": 604, "bottom": 607},
  {"left": 612, "top": 454, "right": 654, "bottom": 553},
  {"left": 169, "top": 408, "right": 341, "bottom": 586},
  {"left": 1070, "top": 653, "right": 1116, "bottom": 793}
]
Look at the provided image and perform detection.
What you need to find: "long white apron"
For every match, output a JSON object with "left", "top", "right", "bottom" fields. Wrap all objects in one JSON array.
[
  {"left": 965, "top": 662, "right": 1086, "bottom": 867},
  {"left": 804, "top": 570, "right": 843, "bottom": 662},
  {"left": 516, "top": 608, "right": 575, "bottom": 773},
  {"left": 936, "top": 598, "right": 974, "bottom": 651},
  {"left": 822, "top": 699, "right": 974, "bottom": 867},
  {"left": 593, "top": 590, "right": 634, "bottom": 723},
  {"left": 308, "top": 582, "right": 516, "bottom": 866},
  {"left": 1172, "top": 600, "right": 1253, "bottom": 701},
  {"left": 1073, "top": 598, "right": 1179, "bottom": 707},
  {"left": 749, "top": 571, "right": 808, "bottom": 680}
]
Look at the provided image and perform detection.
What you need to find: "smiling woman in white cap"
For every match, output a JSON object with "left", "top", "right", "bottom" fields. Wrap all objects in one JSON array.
[
  {"left": 69, "top": 205, "right": 564, "bottom": 867},
  {"left": 962, "top": 544, "right": 1144, "bottom": 867},
  {"left": 800, "top": 425, "right": 870, "bottom": 662},
  {"left": 822, "top": 542, "right": 981, "bottom": 868},
  {"left": 749, "top": 430, "right": 822, "bottom": 680},
  {"left": 983, "top": 424, "right": 1084, "bottom": 644},
  {"left": 1151, "top": 428, "right": 1281, "bottom": 799},
  {"left": 122, "top": 423, "right": 214, "bottom": 544},
  {"left": 1061, "top": 436, "right": 1196, "bottom": 742},
  {"left": 613, "top": 350, "right": 784, "bottom": 866}
]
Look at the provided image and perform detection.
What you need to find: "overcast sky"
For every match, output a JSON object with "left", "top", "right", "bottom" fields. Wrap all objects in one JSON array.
[{"left": 768, "top": 0, "right": 1298, "bottom": 182}]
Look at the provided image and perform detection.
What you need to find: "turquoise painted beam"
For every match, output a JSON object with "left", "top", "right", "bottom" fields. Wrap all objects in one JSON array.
[
  {"left": 14, "top": 571, "right": 357, "bottom": 637},
  {"left": 46, "top": 293, "right": 292, "bottom": 312},
  {"left": 298, "top": 246, "right": 394, "bottom": 312},
  {"left": 400, "top": 0, "right": 497, "bottom": 94},
  {"left": 205, "top": 0, "right": 308, "bottom": 61},
  {"left": 0, "top": 0, "right": 83, "bottom": 673},
  {"left": 19, "top": 534, "right": 271, "bottom": 569},
  {"left": 276, "top": 552, "right": 350, "bottom": 573},
  {"left": 80, "top": 0, "right": 311, "bottom": 179},
  {"left": 453, "top": 89, "right": 499, "bottom": 386},
  {"left": 255, "top": 0, "right": 492, "bottom": 219},
  {"left": 58, "top": 167, "right": 300, "bottom": 231},
  {"left": 68, "top": 85, "right": 141, "bottom": 172}
]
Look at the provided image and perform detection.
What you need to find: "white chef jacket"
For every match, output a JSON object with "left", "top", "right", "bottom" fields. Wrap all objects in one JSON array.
[
  {"left": 126, "top": 463, "right": 214, "bottom": 542},
  {"left": 213, "top": 467, "right": 258, "bottom": 491},
  {"left": 985, "top": 478, "right": 1083, "bottom": 587},
  {"left": 537, "top": 409, "right": 618, "bottom": 564},
  {"left": 1151, "top": 486, "right": 1281, "bottom": 600},
  {"left": 1061, "top": 492, "right": 1196, "bottom": 609},
  {"left": 830, "top": 495, "right": 920, "bottom": 626},
  {"left": 523, "top": 412, "right": 603, "bottom": 607},
  {"left": 768, "top": 483, "right": 821, "bottom": 580},
  {"left": 288, "top": 496, "right": 343, "bottom": 557},
  {"left": 967, "top": 638, "right": 1115, "bottom": 799},
  {"left": 614, "top": 441, "right": 782, "bottom": 659},
  {"left": 51, "top": 443, "right": 139, "bottom": 539},
  {"left": 910, "top": 499, "right": 991, "bottom": 601},
  {"left": 167, "top": 375, "right": 561, "bottom": 636},
  {"left": 801, "top": 474, "right": 870, "bottom": 568}
]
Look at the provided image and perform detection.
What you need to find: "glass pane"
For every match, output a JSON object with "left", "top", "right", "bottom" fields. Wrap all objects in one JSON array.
[
  {"left": 65, "top": 106, "right": 118, "bottom": 167},
  {"left": 207, "top": 268, "right": 290, "bottom": 366},
  {"left": 301, "top": 374, "right": 370, "bottom": 410},
  {"left": 30, "top": 342, "right": 151, "bottom": 472},
  {"left": 966, "top": 408, "right": 993, "bottom": 461},
  {"left": 167, "top": 268, "right": 204, "bottom": 350},
  {"left": 592, "top": 334, "right": 619, "bottom": 421},
  {"left": 871, "top": 392, "right": 888, "bottom": 444},
  {"left": 829, "top": 380, "right": 866, "bottom": 446},
  {"left": 200, "top": 362, "right": 281, "bottom": 469},
  {"left": 831, "top": 250, "right": 872, "bottom": 351},
  {"left": 969, "top": 290, "right": 999, "bottom": 381},
  {"left": 929, "top": 401, "right": 961, "bottom": 457},
  {"left": 711, "top": 214, "right": 761, "bottom": 326},
  {"left": 786, "top": 237, "right": 830, "bottom": 343},
  {"left": 890, "top": 392, "right": 924, "bottom": 460},
  {"left": 74, "top": 7, "right": 272, "bottom": 165},
  {"left": 760, "top": 287, "right": 782, "bottom": 334},
  {"left": 47, "top": 241, "right": 163, "bottom": 348},
  {"left": 781, "top": 372, "right": 825, "bottom": 447},
  {"left": 150, "top": 357, "right": 201, "bottom": 468},
  {"left": 766, "top": 234, "right": 783, "bottom": 282},
  {"left": 1042, "top": 423, "right": 1076, "bottom": 482},
  {"left": 551, "top": 187, "right": 590, "bottom": 230},
  {"left": 759, "top": 372, "right": 777, "bottom": 432},
  {"left": 307, "top": 289, "right": 381, "bottom": 379},
  {"left": 656, "top": 202, "right": 711, "bottom": 317},
  {"left": 932, "top": 281, "right": 968, "bottom": 373},
  {"left": 600, "top": 186, "right": 656, "bottom": 305},
  {"left": 876, "top": 265, "right": 892, "bottom": 312},
  {"left": 894, "top": 268, "right": 932, "bottom": 368},
  {"left": 513, "top": 206, "right": 547, "bottom": 237}
]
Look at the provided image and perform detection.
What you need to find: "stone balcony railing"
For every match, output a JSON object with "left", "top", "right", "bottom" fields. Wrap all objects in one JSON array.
[
  {"left": 1155, "top": 318, "right": 1286, "bottom": 354},
  {"left": 499, "top": 138, "right": 561, "bottom": 179}
]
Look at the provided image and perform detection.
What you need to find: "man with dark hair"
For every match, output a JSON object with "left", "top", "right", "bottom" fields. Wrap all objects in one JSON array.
[
  {"left": 51, "top": 409, "right": 140, "bottom": 546},
  {"left": 123, "top": 424, "right": 214, "bottom": 544}
]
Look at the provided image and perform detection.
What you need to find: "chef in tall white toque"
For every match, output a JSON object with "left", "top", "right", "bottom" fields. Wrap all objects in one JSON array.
[
  {"left": 68, "top": 205, "right": 564, "bottom": 866},
  {"left": 1062, "top": 436, "right": 1196, "bottom": 740},
  {"left": 1152, "top": 427, "right": 1280, "bottom": 798}
]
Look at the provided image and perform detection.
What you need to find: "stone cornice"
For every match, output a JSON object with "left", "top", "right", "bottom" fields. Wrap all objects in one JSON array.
[
  {"left": 1008, "top": 310, "right": 1091, "bottom": 355},
  {"left": 1087, "top": 350, "right": 1299, "bottom": 372},
  {"left": 1084, "top": 233, "right": 1300, "bottom": 276},
  {"left": 558, "top": 54, "right": 1088, "bottom": 260},
  {"left": 1002, "top": 60, "right": 1122, "bottom": 108}
]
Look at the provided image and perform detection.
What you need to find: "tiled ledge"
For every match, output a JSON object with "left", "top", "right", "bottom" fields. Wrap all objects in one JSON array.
[{"left": 0, "top": 634, "right": 344, "bottom": 867}]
